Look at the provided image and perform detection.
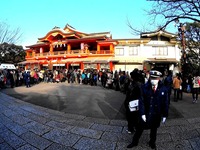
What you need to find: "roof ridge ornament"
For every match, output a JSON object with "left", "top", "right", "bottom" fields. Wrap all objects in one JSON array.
[
  {"left": 52, "top": 26, "right": 60, "bottom": 30},
  {"left": 64, "top": 24, "right": 76, "bottom": 30}
]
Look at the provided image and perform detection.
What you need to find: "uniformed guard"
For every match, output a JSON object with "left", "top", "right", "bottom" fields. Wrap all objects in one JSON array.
[{"left": 127, "top": 70, "right": 169, "bottom": 149}]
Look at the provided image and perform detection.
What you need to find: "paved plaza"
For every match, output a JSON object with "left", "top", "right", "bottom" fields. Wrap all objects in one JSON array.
[{"left": 0, "top": 83, "right": 200, "bottom": 149}]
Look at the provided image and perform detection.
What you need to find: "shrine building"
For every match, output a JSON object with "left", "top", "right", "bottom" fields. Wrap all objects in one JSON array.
[
  {"left": 20, "top": 24, "right": 181, "bottom": 75},
  {"left": 22, "top": 24, "right": 118, "bottom": 71}
]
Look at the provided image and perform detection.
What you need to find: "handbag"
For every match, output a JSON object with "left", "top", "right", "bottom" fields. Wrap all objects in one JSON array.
[{"left": 129, "top": 99, "right": 139, "bottom": 112}]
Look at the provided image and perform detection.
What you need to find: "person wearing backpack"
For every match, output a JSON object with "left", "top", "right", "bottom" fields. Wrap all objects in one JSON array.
[{"left": 192, "top": 72, "right": 200, "bottom": 103}]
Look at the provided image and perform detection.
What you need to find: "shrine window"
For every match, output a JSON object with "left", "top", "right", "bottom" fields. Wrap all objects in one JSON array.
[
  {"left": 152, "top": 46, "right": 168, "bottom": 56},
  {"left": 115, "top": 48, "right": 124, "bottom": 56},
  {"left": 129, "top": 46, "right": 138, "bottom": 56}
]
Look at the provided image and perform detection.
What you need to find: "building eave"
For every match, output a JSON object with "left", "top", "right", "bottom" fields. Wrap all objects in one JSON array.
[
  {"left": 141, "top": 29, "right": 177, "bottom": 38},
  {"left": 26, "top": 42, "right": 50, "bottom": 48}
]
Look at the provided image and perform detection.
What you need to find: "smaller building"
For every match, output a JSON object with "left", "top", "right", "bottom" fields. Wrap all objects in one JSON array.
[{"left": 113, "top": 29, "right": 181, "bottom": 75}]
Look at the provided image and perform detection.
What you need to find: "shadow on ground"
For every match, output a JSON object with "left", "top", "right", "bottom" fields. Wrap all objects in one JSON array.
[{"left": 0, "top": 83, "right": 183, "bottom": 120}]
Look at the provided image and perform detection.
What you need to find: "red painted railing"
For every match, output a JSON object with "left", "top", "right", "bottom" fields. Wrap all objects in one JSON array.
[{"left": 26, "top": 50, "right": 113, "bottom": 58}]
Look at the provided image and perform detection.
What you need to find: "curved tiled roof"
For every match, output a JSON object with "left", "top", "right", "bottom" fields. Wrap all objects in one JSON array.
[
  {"left": 38, "top": 24, "right": 111, "bottom": 41},
  {"left": 141, "top": 28, "right": 177, "bottom": 38}
]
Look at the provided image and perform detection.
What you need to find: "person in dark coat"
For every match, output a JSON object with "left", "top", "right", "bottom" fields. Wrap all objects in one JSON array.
[
  {"left": 24, "top": 71, "right": 31, "bottom": 88},
  {"left": 113, "top": 70, "right": 120, "bottom": 91},
  {"left": 7, "top": 70, "right": 15, "bottom": 88},
  {"left": 127, "top": 70, "right": 169, "bottom": 149},
  {"left": 163, "top": 70, "right": 173, "bottom": 104},
  {"left": 101, "top": 71, "right": 107, "bottom": 88},
  {"left": 124, "top": 69, "right": 144, "bottom": 134}
]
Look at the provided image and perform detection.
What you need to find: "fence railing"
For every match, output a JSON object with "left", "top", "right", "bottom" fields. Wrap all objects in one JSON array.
[{"left": 27, "top": 50, "right": 113, "bottom": 58}]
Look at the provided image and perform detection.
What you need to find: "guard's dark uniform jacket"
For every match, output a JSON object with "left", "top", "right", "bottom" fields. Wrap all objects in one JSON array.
[{"left": 139, "top": 80, "right": 169, "bottom": 129}]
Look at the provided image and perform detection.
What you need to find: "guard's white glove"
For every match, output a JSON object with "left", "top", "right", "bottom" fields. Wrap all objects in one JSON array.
[
  {"left": 162, "top": 117, "right": 166, "bottom": 123},
  {"left": 142, "top": 115, "right": 146, "bottom": 122}
]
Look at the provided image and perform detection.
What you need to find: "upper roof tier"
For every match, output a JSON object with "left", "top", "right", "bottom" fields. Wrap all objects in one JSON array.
[
  {"left": 38, "top": 23, "right": 112, "bottom": 42},
  {"left": 141, "top": 28, "right": 177, "bottom": 39},
  {"left": 26, "top": 25, "right": 178, "bottom": 48}
]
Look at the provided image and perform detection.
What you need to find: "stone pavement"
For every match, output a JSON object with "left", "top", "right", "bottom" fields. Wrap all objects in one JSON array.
[{"left": 0, "top": 91, "right": 200, "bottom": 150}]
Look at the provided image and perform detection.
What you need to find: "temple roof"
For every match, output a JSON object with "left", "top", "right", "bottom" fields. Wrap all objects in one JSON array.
[
  {"left": 140, "top": 28, "right": 177, "bottom": 38},
  {"left": 38, "top": 24, "right": 111, "bottom": 41},
  {"left": 26, "top": 42, "right": 50, "bottom": 48}
]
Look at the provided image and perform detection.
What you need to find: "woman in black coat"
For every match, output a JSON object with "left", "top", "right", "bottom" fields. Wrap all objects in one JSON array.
[{"left": 124, "top": 69, "right": 143, "bottom": 134}]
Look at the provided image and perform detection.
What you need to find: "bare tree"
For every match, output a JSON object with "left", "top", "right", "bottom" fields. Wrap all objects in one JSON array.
[
  {"left": 128, "top": 0, "right": 200, "bottom": 35},
  {"left": 0, "top": 22, "right": 22, "bottom": 44},
  {"left": 0, "top": 22, "right": 24, "bottom": 64},
  {"left": 147, "top": 0, "right": 200, "bottom": 29}
]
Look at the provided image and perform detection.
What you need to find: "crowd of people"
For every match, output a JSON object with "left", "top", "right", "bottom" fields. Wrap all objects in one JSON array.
[
  {"left": 0, "top": 67, "right": 200, "bottom": 102},
  {"left": 0, "top": 67, "right": 144, "bottom": 90},
  {"left": 0, "top": 68, "right": 99, "bottom": 88},
  {"left": 1, "top": 67, "right": 200, "bottom": 149}
]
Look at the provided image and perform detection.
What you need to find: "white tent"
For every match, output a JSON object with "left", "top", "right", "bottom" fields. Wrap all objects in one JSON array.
[{"left": 0, "top": 64, "right": 16, "bottom": 70}]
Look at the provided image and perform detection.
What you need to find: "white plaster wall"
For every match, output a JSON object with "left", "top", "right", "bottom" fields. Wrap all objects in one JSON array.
[
  {"left": 114, "top": 64, "right": 143, "bottom": 73},
  {"left": 140, "top": 45, "right": 152, "bottom": 58},
  {"left": 115, "top": 44, "right": 181, "bottom": 60},
  {"left": 139, "top": 44, "right": 181, "bottom": 60}
]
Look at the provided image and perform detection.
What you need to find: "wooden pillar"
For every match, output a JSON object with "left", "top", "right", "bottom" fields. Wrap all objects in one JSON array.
[
  {"left": 109, "top": 61, "right": 113, "bottom": 71},
  {"left": 97, "top": 63, "right": 100, "bottom": 71},
  {"left": 49, "top": 60, "right": 53, "bottom": 70},
  {"left": 80, "top": 62, "right": 84, "bottom": 70},
  {"left": 110, "top": 44, "right": 114, "bottom": 53},
  {"left": 67, "top": 44, "right": 71, "bottom": 54},
  {"left": 65, "top": 63, "right": 68, "bottom": 69},
  {"left": 50, "top": 44, "right": 53, "bottom": 55},
  {"left": 66, "top": 63, "right": 69, "bottom": 70},
  {"left": 97, "top": 44, "right": 100, "bottom": 54}
]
